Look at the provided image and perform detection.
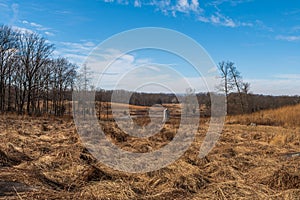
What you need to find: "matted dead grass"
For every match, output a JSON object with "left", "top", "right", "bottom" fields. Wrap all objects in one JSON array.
[{"left": 0, "top": 109, "right": 299, "bottom": 199}]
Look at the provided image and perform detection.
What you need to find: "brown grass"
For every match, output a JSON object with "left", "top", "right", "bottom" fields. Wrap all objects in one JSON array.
[
  {"left": 227, "top": 103, "right": 300, "bottom": 127},
  {"left": 0, "top": 105, "right": 299, "bottom": 199}
]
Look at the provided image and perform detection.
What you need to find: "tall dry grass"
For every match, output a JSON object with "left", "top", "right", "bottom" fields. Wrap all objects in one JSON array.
[{"left": 227, "top": 104, "right": 300, "bottom": 127}]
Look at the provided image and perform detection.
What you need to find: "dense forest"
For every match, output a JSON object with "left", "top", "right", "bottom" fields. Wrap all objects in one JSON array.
[{"left": 0, "top": 24, "right": 299, "bottom": 117}]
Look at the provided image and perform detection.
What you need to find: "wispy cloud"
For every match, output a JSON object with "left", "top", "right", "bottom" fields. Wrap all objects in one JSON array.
[
  {"left": 23, "top": 21, "right": 43, "bottom": 29},
  {"left": 247, "top": 77, "right": 300, "bottom": 96},
  {"left": 0, "top": 2, "right": 8, "bottom": 8},
  {"left": 208, "top": 0, "right": 253, "bottom": 7},
  {"left": 133, "top": 0, "right": 141, "bottom": 7},
  {"left": 53, "top": 10, "right": 72, "bottom": 15},
  {"left": 198, "top": 12, "right": 252, "bottom": 27},
  {"left": 81, "top": 48, "right": 220, "bottom": 93},
  {"left": 21, "top": 20, "right": 55, "bottom": 36},
  {"left": 291, "top": 26, "right": 300, "bottom": 33},
  {"left": 283, "top": 9, "right": 300, "bottom": 16},
  {"left": 245, "top": 75, "right": 300, "bottom": 96},
  {"left": 101, "top": 0, "right": 254, "bottom": 28},
  {"left": 53, "top": 40, "right": 98, "bottom": 65},
  {"left": 274, "top": 74, "right": 300, "bottom": 79},
  {"left": 44, "top": 31, "right": 55, "bottom": 36},
  {"left": 10, "top": 3, "right": 19, "bottom": 24},
  {"left": 11, "top": 25, "right": 34, "bottom": 34},
  {"left": 103, "top": 0, "right": 203, "bottom": 16},
  {"left": 276, "top": 35, "right": 300, "bottom": 42},
  {"left": 254, "top": 20, "right": 273, "bottom": 32}
]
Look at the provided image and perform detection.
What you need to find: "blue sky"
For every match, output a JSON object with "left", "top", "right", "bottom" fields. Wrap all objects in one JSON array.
[{"left": 0, "top": 0, "right": 300, "bottom": 95}]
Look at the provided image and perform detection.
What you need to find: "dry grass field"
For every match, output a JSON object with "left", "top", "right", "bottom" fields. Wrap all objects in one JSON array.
[
  {"left": 0, "top": 104, "right": 299, "bottom": 199},
  {"left": 227, "top": 104, "right": 300, "bottom": 128}
]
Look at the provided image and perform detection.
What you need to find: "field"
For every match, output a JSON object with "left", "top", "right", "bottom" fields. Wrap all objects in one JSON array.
[{"left": 0, "top": 104, "right": 299, "bottom": 199}]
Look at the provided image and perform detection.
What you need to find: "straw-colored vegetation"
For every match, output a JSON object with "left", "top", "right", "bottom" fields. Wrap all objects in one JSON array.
[
  {"left": 0, "top": 104, "right": 299, "bottom": 199},
  {"left": 228, "top": 103, "right": 300, "bottom": 128}
]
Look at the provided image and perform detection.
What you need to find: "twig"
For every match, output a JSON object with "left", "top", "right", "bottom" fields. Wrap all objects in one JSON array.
[
  {"left": 218, "top": 187, "right": 227, "bottom": 200},
  {"left": 283, "top": 152, "right": 300, "bottom": 158},
  {"left": 13, "top": 186, "right": 23, "bottom": 200}
]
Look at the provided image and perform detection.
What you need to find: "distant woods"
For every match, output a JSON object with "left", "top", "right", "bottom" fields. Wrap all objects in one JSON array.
[{"left": 0, "top": 24, "right": 299, "bottom": 117}]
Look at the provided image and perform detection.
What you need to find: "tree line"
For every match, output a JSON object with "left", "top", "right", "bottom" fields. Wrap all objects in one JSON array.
[{"left": 0, "top": 25, "right": 77, "bottom": 115}]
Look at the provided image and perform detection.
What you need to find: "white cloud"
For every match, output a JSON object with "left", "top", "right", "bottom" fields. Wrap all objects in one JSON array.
[
  {"left": 84, "top": 41, "right": 96, "bottom": 47},
  {"left": 240, "top": 22, "right": 253, "bottom": 27},
  {"left": 29, "top": 22, "right": 41, "bottom": 27},
  {"left": 45, "top": 31, "right": 55, "bottom": 36},
  {"left": 80, "top": 48, "right": 221, "bottom": 93},
  {"left": 59, "top": 43, "right": 299, "bottom": 95},
  {"left": 101, "top": 0, "right": 255, "bottom": 28},
  {"left": 274, "top": 74, "right": 300, "bottom": 79},
  {"left": 276, "top": 35, "right": 300, "bottom": 42},
  {"left": 102, "top": 0, "right": 202, "bottom": 16},
  {"left": 291, "top": 26, "right": 300, "bottom": 33},
  {"left": 20, "top": 20, "right": 55, "bottom": 36},
  {"left": 11, "top": 25, "right": 34, "bottom": 34},
  {"left": 134, "top": 0, "right": 141, "bottom": 7},
  {"left": 82, "top": 50, "right": 300, "bottom": 94},
  {"left": 10, "top": 3, "right": 19, "bottom": 24},
  {"left": 54, "top": 10, "right": 72, "bottom": 15},
  {"left": 209, "top": 0, "right": 253, "bottom": 7},
  {"left": 199, "top": 12, "right": 238, "bottom": 27},
  {"left": 254, "top": 20, "right": 273, "bottom": 32},
  {"left": 211, "top": 15, "right": 221, "bottom": 24},
  {"left": 197, "top": 12, "right": 254, "bottom": 27},
  {"left": 154, "top": 0, "right": 202, "bottom": 15},
  {"left": 191, "top": 0, "right": 200, "bottom": 9},
  {"left": 21, "top": 20, "right": 49, "bottom": 30},
  {"left": 54, "top": 40, "right": 97, "bottom": 65},
  {"left": 284, "top": 9, "right": 300, "bottom": 16},
  {"left": 58, "top": 41, "right": 93, "bottom": 52},
  {"left": 0, "top": 2, "right": 8, "bottom": 8},
  {"left": 246, "top": 78, "right": 300, "bottom": 96},
  {"left": 198, "top": 16, "right": 209, "bottom": 23},
  {"left": 176, "top": 0, "right": 199, "bottom": 13}
]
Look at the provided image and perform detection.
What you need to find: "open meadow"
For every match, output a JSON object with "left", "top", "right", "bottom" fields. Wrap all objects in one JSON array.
[
  {"left": 1, "top": 1, "right": 300, "bottom": 199},
  {"left": 0, "top": 103, "right": 299, "bottom": 199}
]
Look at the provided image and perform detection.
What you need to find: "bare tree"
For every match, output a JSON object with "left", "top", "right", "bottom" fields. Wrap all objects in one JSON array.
[
  {"left": 0, "top": 24, "right": 80, "bottom": 116},
  {"left": 76, "top": 63, "right": 94, "bottom": 91},
  {"left": 217, "top": 61, "right": 250, "bottom": 113},
  {"left": 0, "top": 25, "right": 18, "bottom": 112},
  {"left": 51, "top": 58, "right": 77, "bottom": 116},
  {"left": 13, "top": 58, "right": 27, "bottom": 114},
  {"left": 241, "top": 82, "right": 251, "bottom": 113},
  {"left": 228, "top": 62, "right": 245, "bottom": 113},
  {"left": 17, "top": 32, "right": 54, "bottom": 114},
  {"left": 242, "top": 82, "right": 251, "bottom": 94},
  {"left": 217, "top": 61, "right": 235, "bottom": 97}
]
